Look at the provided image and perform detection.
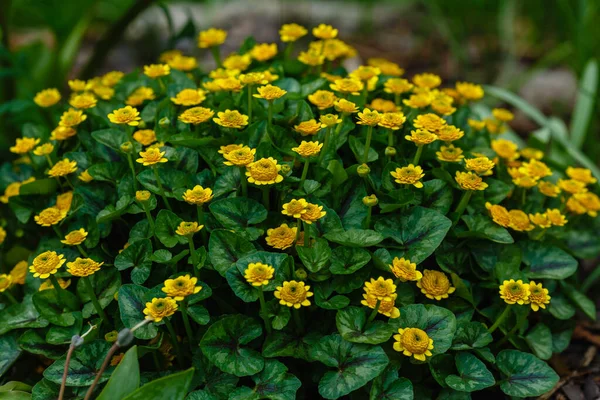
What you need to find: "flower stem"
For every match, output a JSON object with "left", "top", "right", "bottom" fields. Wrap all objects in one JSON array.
[
  {"left": 334, "top": 115, "right": 345, "bottom": 135},
  {"left": 64, "top": 175, "right": 75, "bottom": 190},
  {"left": 77, "top": 245, "right": 89, "bottom": 258},
  {"left": 319, "top": 127, "right": 332, "bottom": 165},
  {"left": 452, "top": 190, "right": 473, "bottom": 226},
  {"left": 362, "top": 84, "right": 369, "bottom": 105},
  {"left": 49, "top": 275, "right": 65, "bottom": 306},
  {"left": 188, "top": 236, "right": 200, "bottom": 277},
  {"left": 298, "top": 159, "right": 310, "bottom": 189},
  {"left": 364, "top": 206, "right": 372, "bottom": 229},
  {"left": 164, "top": 318, "right": 185, "bottom": 368},
  {"left": 83, "top": 276, "right": 110, "bottom": 328},
  {"left": 257, "top": 287, "right": 272, "bottom": 336},
  {"left": 210, "top": 46, "right": 222, "bottom": 67},
  {"left": 394, "top": 93, "right": 400, "bottom": 106},
  {"left": 488, "top": 305, "right": 511, "bottom": 333},
  {"left": 267, "top": 101, "right": 273, "bottom": 128},
  {"left": 239, "top": 167, "right": 248, "bottom": 197},
  {"left": 3, "top": 291, "right": 17, "bottom": 305},
  {"left": 362, "top": 125, "right": 374, "bottom": 164},
  {"left": 152, "top": 166, "right": 172, "bottom": 211},
  {"left": 179, "top": 301, "right": 195, "bottom": 351},
  {"left": 126, "top": 153, "right": 138, "bottom": 191},
  {"left": 197, "top": 206, "right": 207, "bottom": 245},
  {"left": 52, "top": 225, "right": 63, "bottom": 241},
  {"left": 247, "top": 85, "right": 253, "bottom": 122},
  {"left": 413, "top": 145, "right": 424, "bottom": 165},
  {"left": 303, "top": 221, "right": 310, "bottom": 247},
  {"left": 296, "top": 219, "right": 302, "bottom": 242},
  {"left": 293, "top": 308, "right": 304, "bottom": 333},
  {"left": 45, "top": 155, "right": 54, "bottom": 168},
  {"left": 283, "top": 42, "right": 294, "bottom": 60},
  {"left": 142, "top": 202, "right": 155, "bottom": 231},
  {"left": 365, "top": 299, "right": 381, "bottom": 329},
  {"left": 388, "top": 128, "right": 394, "bottom": 147},
  {"left": 262, "top": 186, "right": 270, "bottom": 210}
]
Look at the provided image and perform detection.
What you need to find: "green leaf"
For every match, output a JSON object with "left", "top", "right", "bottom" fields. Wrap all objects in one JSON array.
[
  {"left": 0, "top": 333, "right": 22, "bottom": 377},
  {"left": 296, "top": 238, "right": 331, "bottom": 273},
  {"left": 209, "top": 230, "right": 256, "bottom": 276},
  {"left": 570, "top": 59, "right": 598, "bottom": 149},
  {"left": 451, "top": 322, "right": 493, "bottom": 350},
  {"left": 200, "top": 315, "right": 264, "bottom": 377},
  {"left": 137, "top": 168, "right": 189, "bottom": 196},
  {"left": 369, "top": 365, "right": 413, "bottom": 400},
  {"left": 374, "top": 207, "right": 452, "bottom": 263},
  {"left": 459, "top": 215, "right": 513, "bottom": 244},
  {"left": 329, "top": 247, "right": 371, "bottom": 275},
  {"left": 44, "top": 341, "right": 113, "bottom": 386},
  {"left": 209, "top": 197, "right": 267, "bottom": 229},
  {"left": 32, "top": 289, "right": 80, "bottom": 327},
  {"left": 0, "top": 297, "right": 48, "bottom": 335},
  {"left": 496, "top": 350, "right": 559, "bottom": 397},
  {"left": 422, "top": 179, "right": 453, "bottom": 214},
  {"left": 520, "top": 241, "right": 577, "bottom": 280},
  {"left": 91, "top": 128, "right": 129, "bottom": 151},
  {"left": 97, "top": 195, "right": 133, "bottom": 223},
  {"left": 17, "top": 330, "right": 63, "bottom": 359},
  {"left": 310, "top": 334, "right": 388, "bottom": 399},
  {"left": 115, "top": 239, "right": 152, "bottom": 284},
  {"left": 445, "top": 352, "right": 495, "bottom": 392},
  {"left": 525, "top": 323, "right": 553, "bottom": 360},
  {"left": 231, "top": 251, "right": 291, "bottom": 297},
  {"left": 349, "top": 135, "right": 378, "bottom": 163},
  {"left": 394, "top": 304, "right": 457, "bottom": 355},
  {"left": 323, "top": 229, "right": 384, "bottom": 247},
  {"left": 314, "top": 282, "right": 351, "bottom": 310},
  {"left": 118, "top": 284, "right": 158, "bottom": 339},
  {"left": 429, "top": 354, "right": 455, "bottom": 388},
  {"left": 262, "top": 330, "right": 320, "bottom": 361},
  {"left": 187, "top": 304, "right": 210, "bottom": 325},
  {"left": 547, "top": 293, "right": 576, "bottom": 320},
  {"left": 18, "top": 179, "right": 58, "bottom": 196},
  {"left": 97, "top": 346, "right": 140, "bottom": 400},
  {"left": 77, "top": 268, "right": 120, "bottom": 318},
  {"left": 229, "top": 360, "right": 301, "bottom": 400},
  {"left": 561, "top": 282, "right": 596, "bottom": 320},
  {"left": 336, "top": 306, "right": 395, "bottom": 344},
  {"left": 154, "top": 210, "right": 186, "bottom": 248},
  {"left": 123, "top": 368, "right": 194, "bottom": 400}
]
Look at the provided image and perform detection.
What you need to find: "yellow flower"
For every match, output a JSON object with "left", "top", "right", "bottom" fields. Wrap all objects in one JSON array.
[
  {"left": 300, "top": 203, "right": 326, "bottom": 224},
  {"left": 528, "top": 281, "right": 550, "bottom": 311},
  {"left": 10, "top": 137, "right": 40, "bottom": 154},
  {"left": 485, "top": 202, "right": 511, "bottom": 228},
  {"left": 39, "top": 278, "right": 71, "bottom": 291},
  {"left": 10, "top": 261, "right": 28, "bottom": 285},
  {"left": 391, "top": 165, "right": 425, "bottom": 188},
  {"left": 389, "top": 257, "right": 421, "bottom": 282},
  {"left": 519, "top": 159, "right": 552, "bottom": 179},
  {"left": 298, "top": 51, "right": 325, "bottom": 66},
  {"left": 499, "top": 279, "right": 530, "bottom": 305},
  {"left": 56, "top": 191, "right": 73, "bottom": 212},
  {"left": 250, "top": 43, "right": 278, "bottom": 62},
  {"left": 282, "top": 198, "right": 309, "bottom": 218},
  {"left": 126, "top": 87, "right": 155, "bottom": 106},
  {"left": 34, "top": 88, "right": 61, "bottom": 107},
  {"left": 356, "top": 109, "right": 381, "bottom": 126},
  {"left": 198, "top": 28, "right": 227, "bottom": 48},
  {"left": 546, "top": 208, "right": 568, "bottom": 226},
  {"left": 170, "top": 89, "right": 206, "bottom": 106},
  {"left": 238, "top": 72, "right": 268, "bottom": 86},
  {"left": 566, "top": 167, "right": 597, "bottom": 185},
  {"left": 223, "top": 54, "right": 252, "bottom": 71},
  {"left": 219, "top": 144, "right": 244, "bottom": 155},
  {"left": 417, "top": 270, "right": 455, "bottom": 300},
  {"left": 294, "top": 119, "right": 322, "bottom": 136},
  {"left": 529, "top": 213, "right": 551, "bottom": 229},
  {"left": 393, "top": 328, "right": 434, "bottom": 361},
  {"left": 292, "top": 141, "right": 323, "bottom": 158},
  {"left": 133, "top": 129, "right": 157, "bottom": 146},
  {"left": 367, "top": 98, "right": 396, "bottom": 113},
  {"left": 253, "top": 85, "right": 287, "bottom": 101},
  {"left": 108, "top": 106, "right": 141, "bottom": 126},
  {"left": 160, "top": 49, "right": 183, "bottom": 62},
  {"left": 101, "top": 71, "right": 124, "bottom": 87},
  {"left": 572, "top": 192, "right": 600, "bottom": 217},
  {"left": 361, "top": 293, "right": 400, "bottom": 318},
  {"left": 467, "top": 120, "right": 485, "bottom": 132},
  {"left": 48, "top": 158, "right": 77, "bottom": 178},
  {"left": 136, "top": 148, "right": 168, "bottom": 166},
  {"left": 179, "top": 107, "right": 215, "bottom": 125},
  {"left": 509, "top": 168, "right": 539, "bottom": 189},
  {"left": 223, "top": 146, "right": 256, "bottom": 166},
  {"left": 68, "top": 79, "right": 87, "bottom": 92},
  {"left": 455, "top": 82, "right": 484, "bottom": 101},
  {"left": 330, "top": 78, "right": 364, "bottom": 95},
  {"left": 557, "top": 179, "right": 587, "bottom": 195},
  {"left": 436, "top": 125, "right": 464, "bottom": 142},
  {"left": 135, "top": 190, "right": 151, "bottom": 202},
  {"left": 436, "top": 145, "right": 464, "bottom": 162},
  {"left": 50, "top": 126, "right": 77, "bottom": 141},
  {"left": 266, "top": 224, "right": 297, "bottom": 250},
  {"left": 182, "top": 185, "right": 213, "bottom": 205},
  {"left": 368, "top": 58, "right": 404, "bottom": 76},
  {"left": 413, "top": 73, "right": 441, "bottom": 89},
  {"left": 29, "top": 251, "right": 66, "bottom": 279},
  {"left": 175, "top": 221, "right": 203, "bottom": 236},
  {"left": 405, "top": 129, "right": 437, "bottom": 146},
  {"left": 384, "top": 78, "right": 413, "bottom": 95},
  {"left": 0, "top": 274, "right": 13, "bottom": 292},
  {"left": 492, "top": 108, "right": 514, "bottom": 122},
  {"left": 455, "top": 171, "right": 488, "bottom": 191},
  {"left": 350, "top": 66, "right": 381, "bottom": 83},
  {"left": 144, "top": 64, "right": 170, "bottom": 78},
  {"left": 67, "top": 257, "right": 103, "bottom": 277},
  {"left": 491, "top": 139, "right": 519, "bottom": 160},
  {"left": 69, "top": 93, "right": 97, "bottom": 110},
  {"left": 319, "top": 114, "right": 342, "bottom": 128},
  {"left": 518, "top": 147, "right": 543, "bottom": 160},
  {"left": 0, "top": 227, "right": 6, "bottom": 245},
  {"left": 275, "top": 280, "right": 313, "bottom": 308},
  {"left": 61, "top": 228, "right": 88, "bottom": 246},
  {"left": 143, "top": 297, "right": 178, "bottom": 322},
  {"left": 35, "top": 207, "right": 67, "bottom": 227},
  {"left": 537, "top": 181, "right": 560, "bottom": 197},
  {"left": 508, "top": 210, "right": 535, "bottom": 231},
  {"left": 78, "top": 170, "right": 93, "bottom": 183},
  {"left": 215, "top": 77, "right": 244, "bottom": 92},
  {"left": 59, "top": 108, "right": 87, "bottom": 127},
  {"left": 364, "top": 277, "right": 396, "bottom": 301},
  {"left": 308, "top": 90, "right": 337, "bottom": 110},
  {"left": 312, "top": 24, "right": 338, "bottom": 39},
  {"left": 93, "top": 86, "right": 115, "bottom": 100},
  {"left": 334, "top": 99, "right": 359, "bottom": 114},
  {"left": 167, "top": 55, "right": 198, "bottom": 71},
  {"left": 465, "top": 157, "right": 495, "bottom": 176},
  {"left": 245, "top": 157, "right": 284, "bottom": 185},
  {"left": 244, "top": 263, "right": 275, "bottom": 287},
  {"left": 413, "top": 113, "right": 446, "bottom": 132},
  {"left": 378, "top": 112, "right": 406, "bottom": 130},
  {"left": 33, "top": 143, "right": 54, "bottom": 156},
  {"left": 280, "top": 23, "right": 307, "bottom": 42},
  {"left": 1, "top": 182, "right": 20, "bottom": 204},
  {"left": 162, "top": 275, "right": 202, "bottom": 300},
  {"left": 213, "top": 110, "right": 249, "bottom": 129}
]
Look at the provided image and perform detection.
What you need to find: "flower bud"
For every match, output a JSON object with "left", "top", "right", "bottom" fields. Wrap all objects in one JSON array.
[
  {"left": 362, "top": 194, "right": 378, "bottom": 207},
  {"left": 117, "top": 328, "right": 134, "bottom": 347},
  {"left": 136, "top": 190, "right": 151, "bottom": 202},
  {"left": 280, "top": 164, "right": 291, "bottom": 174},
  {"left": 357, "top": 163, "right": 370, "bottom": 177},
  {"left": 71, "top": 335, "right": 84, "bottom": 348},
  {"left": 385, "top": 146, "right": 397, "bottom": 157},
  {"left": 159, "top": 117, "right": 170, "bottom": 127},
  {"left": 295, "top": 268, "right": 308, "bottom": 280},
  {"left": 105, "top": 331, "right": 119, "bottom": 342},
  {"left": 120, "top": 141, "right": 133, "bottom": 153},
  {"left": 138, "top": 120, "right": 147, "bottom": 129}
]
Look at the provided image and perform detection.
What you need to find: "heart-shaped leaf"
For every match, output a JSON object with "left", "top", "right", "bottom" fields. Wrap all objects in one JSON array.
[
  {"left": 496, "top": 350, "right": 559, "bottom": 397},
  {"left": 336, "top": 306, "right": 395, "bottom": 344},
  {"left": 445, "top": 352, "right": 495, "bottom": 392}
]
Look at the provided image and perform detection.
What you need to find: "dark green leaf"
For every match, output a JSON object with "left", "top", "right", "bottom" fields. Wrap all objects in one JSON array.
[
  {"left": 459, "top": 215, "right": 513, "bottom": 244},
  {"left": 154, "top": 210, "right": 186, "bottom": 248},
  {"left": 296, "top": 238, "right": 331, "bottom": 273},
  {"left": 524, "top": 323, "right": 553, "bottom": 360},
  {"left": 118, "top": 284, "right": 158, "bottom": 339},
  {"left": 336, "top": 306, "right": 395, "bottom": 344},
  {"left": 369, "top": 365, "right": 413, "bottom": 400},
  {"left": 329, "top": 247, "right": 371, "bottom": 275},
  {"left": 520, "top": 241, "right": 577, "bottom": 280},
  {"left": 445, "top": 352, "right": 495, "bottom": 392},
  {"left": 97, "top": 346, "right": 140, "bottom": 400},
  {"left": 324, "top": 229, "right": 384, "bottom": 247},
  {"left": 44, "top": 341, "right": 113, "bottom": 386},
  {"left": 496, "top": 350, "right": 559, "bottom": 397},
  {"left": 123, "top": 368, "right": 194, "bottom": 400},
  {"left": 209, "top": 230, "right": 256, "bottom": 276}
]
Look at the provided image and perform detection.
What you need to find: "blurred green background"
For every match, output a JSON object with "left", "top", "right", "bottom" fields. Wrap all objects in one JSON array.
[{"left": 0, "top": 0, "right": 598, "bottom": 165}]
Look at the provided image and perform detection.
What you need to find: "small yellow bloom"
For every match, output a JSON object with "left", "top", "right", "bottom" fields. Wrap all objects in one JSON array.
[
  {"left": 282, "top": 199, "right": 309, "bottom": 218},
  {"left": 294, "top": 119, "right": 322, "bottom": 136},
  {"left": 48, "top": 158, "right": 77, "bottom": 178},
  {"left": 455, "top": 171, "right": 488, "bottom": 191},
  {"left": 218, "top": 144, "right": 244, "bottom": 155},
  {"left": 393, "top": 328, "right": 434, "bottom": 361},
  {"left": 384, "top": 78, "right": 413, "bottom": 95},
  {"left": 368, "top": 58, "right": 404, "bottom": 76},
  {"left": 364, "top": 277, "right": 396, "bottom": 301},
  {"left": 238, "top": 72, "right": 268, "bottom": 86},
  {"left": 223, "top": 54, "right": 252, "bottom": 71},
  {"left": 67, "top": 257, "right": 104, "bottom": 277},
  {"left": 405, "top": 129, "right": 437, "bottom": 146},
  {"left": 39, "top": 278, "right": 71, "bottom": 291},
  {"left": 10, "top": 137, "right": 41, "bottom": 154},
  {"left": 133, "top": 129, "right": 157, "bottom": 146},
  {"left": 29, "top": 251, "right": 66, "bottom": 279},
  {"left": 253, "top": 85, "right": 287, "bottom": 101},
  {"left": 389, "top": 257, "right": 422, "bottom": 282},
  {"left": 69, "top": 93, "right": 97, "bottom": 110},
  {"left": 59, "top": 108, "right": 87, "bottom": 127},
  {"left": 436, "top": 125, "right": 464, "bottom": 142},
  {"left": 436, "top": 144, "right": 464, "bottom": 162},
  {"left": 245, "top": 157, "right": 283, "bottom": 185},
  {"left": 361, "top": 293, "right": 400, "bottom": 318},
  {"left": 34, "top": 88, "right": 61, "bottom": 107},
  {"left": 162, "top": 275, "right": 202, "bottom": 300},
  {"left": 572, "top": 192, "right": 600, "bottom": 217},
  {"left": 528, "top": 281, "right": 551, "bottom": 311},
  {"left": 308, "top": 90, "right": 337, "bottom": 110},
  {"left": 485, "top": 202, "right": 511, "bottom": 228},
  {"left": 566, "top": 167, "right": 597, "bottom": 185},
  {"left": 330, "top": 78, "right": 363, "bottom": 95},
  {"left": 144, "top": 64, "right": 170, "bottom": 78},
  {"left": 101, "top": 71, "right": 124, "bottom": 87},
  {"left": 536, "top": 181, "right": 559, "bottom": 198},
  {"left": 491, "top": 139, "right": 519, "bottom": 160},
  {"left": 319, "top": 114, "right": 342, "bottom": 128},
  {"left": 0, "top": 274, "right": 12, "bottom": 292},
  {"left": 492, "top": 108, "right": 514, "bottom": 122},
  {"left": 170, "top": 89, "right": 206, "bottom": 106},
  {"left": 529, "top": 213, "right": 552, "bottom": 229},
  {"left": 519, "top": 159, "right": 552, "bottom": 179},
  {"left": 413, "top": 73, "right": 441, "bottom": 89},
  {"left": 356, "top": 108, "right": 381, "bottom": 126},
  {"left": 298, "top": 51, "right": 325, "bottom": 66},
  {"left": 34, "top": 207, "right": 67, "bottom": 227},
  {"left": 108, "top": 106, "right": 141, "bottom": 126},
  {"left": 61, "top": 228, "right": 88, "bottom": 246},
  {"left": 167, "top": 55, "right": 198, "bottom": 71},
  {"left": 175, "top": 221, "right": 203, "bottom": 236},
  {"left": 93, "top": 86, "right": 115, "bottom": 100},
  {"left": 68, "top": 80, "right": 87, "bottom": 92},
  {"left": 182, "top": 185, "right": 213, "bottom": 205},
  {"left": 10, "top": 261, "right": 28, "bottom": 285},
  {"left": 223, "top": 146, "right": 256, "bottom": 166},
  {"left": 334, "top": 99, "right": 359, "bottom": 114},
  {"left": 135, "top": 190, "right": 151, "bottom": 202},
  {"left": 215, "top": 77, "right": 244, "bottom": 92},
  {"left": 300, "top": 203, "right": 326, "bottom": 224},
  {"left": 292, "top": 141, "right": 323, "bottom": 158},
  {"left": 213, "top": 110, "right": 249, "bottom": 129},
  {"left": 50, "top": 126, "right": 77, "bottom": 141},
  {"left": 546, "top": 208, "right": 568, "bottom": 226},
  {"left": 455, "top": 82, "right": 484, "bottom": 101},
  {"left": 56, "top": 191, "right": 73, "bottom": 212},
  {"left": 179, "top": 107, "right": 215, "bottom": 125},
  {"left": 312, "top": 24, "right": 338, "bottom": 39},
  {"left": 417, "top": 270, "right": 455, "bottom": 300},
  {"left": 126, "top": 87, "right": 155, "bottom": 106},
  {"left": 413, "top": 113, "right": 446, "bottom": 132},
  {"left": 78, "top": 169, "right": 94, "bottom": 183},
  {"left": 391, "top": 165, "right": 425, "bottom": 188},
  {"left": 266, "top": 224, "right": 297, "bottom": 250},
  {"left": 136, "top": 148, "right": 168, "bottom": 166},
  {"left": 465, "top": 157, "right": 495, "bottom": 176},
  {"left": 250, "top": 43, "right": 278, "bottom": 62},
  {"left": 244, "top": 262, "right": 275, "bottom": 287},
  {"left": 378, "top": 112, "right": 406, "bottom": 130},
  {"left": 404, "top": 92, "right": 433, "bottom": 108},
  {"left": 198, "top": 28, "right": 227, "bottom": 48},
  {"left": 557, "top": 179, "right": 587, "bottom": 195},
  {"left": 508, "top": 210, "right": 535, "bottom": 232},
  {"left": 499, "top": 279, "right": 530, "bottom": 305},
  {"left": 350, "top": 66, "right": 381, "bottom": 83},
  {"left": 275, "top": 280, "right": 313, "bottom": 308},
  {"left": 33, "top": 143, "right": 54, "bottom": 156},
  {"left": 143, "top": 297, "right": 178, "bottom": 322},
  {"left": 280, "top": 23, "right": 307, "bottom": 42},
  {"left": 369, "top": 98, "right": 398, "bottom": 114}
]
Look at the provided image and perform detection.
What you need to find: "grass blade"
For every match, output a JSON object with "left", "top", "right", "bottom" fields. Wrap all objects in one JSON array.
[{"left": 570, "top": 59, "right": 598, "bottom": 149}]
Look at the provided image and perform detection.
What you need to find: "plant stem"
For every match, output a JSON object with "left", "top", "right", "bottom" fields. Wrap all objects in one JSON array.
[
  {"left": 83, "top": 276, "right": 110, "bottom": 328},
  {"left": 365, "top": 299, "right": 381, "bottom": 329},
  {"left": 83, "top": 342, "right": 119, "bottom": 400},
  {"left": 283, "top": 42, "right": 294, "bottom": 59},
  {"left": 197, "top": 206, "right": 207, "bottom": 244},
  {"left": 303, "top": 221, "right": 310, "bottom": 247},
  {"left": 394, "top": 93, "right": 400, "bottom": 106},
  {"left": 58, "top": 344, "right": 75, "bottom": 400},
  {"left": 210, "top": 46, "right": 222, "bottom": 67},
  {"left": 488, "top": 305, "right": 511, "bottom": 333},
  {"left": 126, "top": 153, "right": 138, "bottom": 191},
  {"left": 179, "top": 301, "right": 195, "bottom": 351},
  {"left": 3, "top": 291, "right": 17, "bottom": 305},
  {"left": 262, "top": 187, "right": 270, "bottom": 210},
  {"left": 452, "top": 190, "right": 473, "bottom": 226},
  {"left": 152, "top": 166, "right": 172, "bottom": 211},
  {"left": 164, "top": 318, "right": 185, "bottom": 368},
  {"left": 45, "top": 154, "right": 54, "bottom": 168},
  {"left": 77, "top": 245, "right": 89, "bottom": 258},
  {"left": 388, "top": 129, "right": 394, "bottom": 147},
  {"left": 239, "top": 167, "right": 248, "bottom": 197},
  {"left": 364, "top": 206, "right": 372, "bottom": 229},
  {"left": 257, "top": 287, "right": 272, "bottom": 335},
  {"left": 64, "top": 176, "right": 75, "bottom": 190},
  {"left": 298, "top": 159, "right": 310, "bottom": 189},
  {"left": 362, "top": 84, "right": 369, "bottom": 104},
  {"left": 142, "top": 202, "right": 155, "bottom": 231},
  {"left": 188, "top": 236, "right": 199, "bottom": 277},
  {"left": 319, "top": 127, "right": 331, "bottom": 165},
  {"left": 247, "top": 85, "right": 253, "bottom": 122},
  {"left": 362, "top": 125, "right": 374, "bottom": 164},
  {"left": 49, "top": 275, "right": 65, "bottom": 306},
  {"left": 293, "top": 308, "right": 304, "bottom": 332},
  {"left": 413, "top": 145, "right": 424, "bottom": 165},
  {"left": 267, "top": 101, "right": 273, "bottom": 128},
  {"left": 295, "top": 219, "right": 302, "bottom": 242},
  {"left": 334, "top": 115, "right": 345, "bottom": 135},
  {"left": 52, "top": 225, "right": 63, "bottom": 241}
]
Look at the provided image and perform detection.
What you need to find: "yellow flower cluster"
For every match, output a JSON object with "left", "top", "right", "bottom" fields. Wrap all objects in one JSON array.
[{"left": 499, "top": 279, "right": 550, "bottom": 311}]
